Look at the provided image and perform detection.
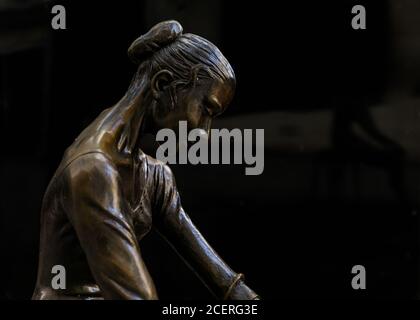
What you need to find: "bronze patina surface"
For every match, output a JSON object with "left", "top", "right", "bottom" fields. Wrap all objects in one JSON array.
[{"left": 32, "top": 20, "right": 259, "bottom": 300}]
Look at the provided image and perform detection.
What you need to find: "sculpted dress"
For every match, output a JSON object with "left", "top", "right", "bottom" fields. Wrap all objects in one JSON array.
[{"left": 32, "top": 105, "right": 251, "bottom": 300}]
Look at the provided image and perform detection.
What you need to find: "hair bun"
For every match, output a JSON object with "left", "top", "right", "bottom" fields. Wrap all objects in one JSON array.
[{"left": 128, "top": 20, "right": 183, "bottom": 64}]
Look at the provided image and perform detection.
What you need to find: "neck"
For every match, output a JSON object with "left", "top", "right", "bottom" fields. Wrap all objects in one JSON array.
[{"left": 113, "top": 72, "right": 153, "bottom": 155}]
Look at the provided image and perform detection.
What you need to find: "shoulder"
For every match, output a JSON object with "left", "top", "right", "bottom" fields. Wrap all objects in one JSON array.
[
  {"left": 144, "top": 156, "right": 179, "bottom": 203},
  {"left": 144, "top": 154, "right": 175, "bottom": 183},
  {"left": 63, "top": 152, "right": 121, "bottom": 194}
]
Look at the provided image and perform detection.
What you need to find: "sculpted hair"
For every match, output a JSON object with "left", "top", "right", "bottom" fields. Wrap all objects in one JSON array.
[{"left": 127, "top": 20, "right": 235, "bottom": 88}]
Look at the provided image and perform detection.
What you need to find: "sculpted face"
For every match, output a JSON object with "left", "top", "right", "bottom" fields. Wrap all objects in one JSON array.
[{"left": 151, "top": 72, "right": 235, "bottom": 135}]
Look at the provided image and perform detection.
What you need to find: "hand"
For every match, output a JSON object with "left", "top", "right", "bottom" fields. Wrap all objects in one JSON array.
[{"left": 227, "top": 280, "right": 260, "bottom": 300}]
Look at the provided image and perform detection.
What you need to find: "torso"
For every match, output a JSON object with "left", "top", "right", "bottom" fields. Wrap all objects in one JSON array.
[{"left": 32, "top": 107, "right": 164, "bottom": 300}]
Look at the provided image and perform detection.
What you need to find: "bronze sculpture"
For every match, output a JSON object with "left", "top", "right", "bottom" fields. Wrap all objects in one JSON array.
[{"left": 32, "top": 20, "right": 259, "bottom": 300}]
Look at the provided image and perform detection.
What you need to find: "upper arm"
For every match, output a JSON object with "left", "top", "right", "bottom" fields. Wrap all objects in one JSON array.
[
  {"left": 63, "top": 153, "right": 157, "bottom": 300},
  {"left": 152, "top": 163, "right": 185, "bottom": 229},
  {"left": 154, "top": 164, "right": 179, "bottom": 210}
]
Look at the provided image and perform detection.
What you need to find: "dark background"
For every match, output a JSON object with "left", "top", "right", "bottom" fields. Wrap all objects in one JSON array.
[{"left": 2, "top": 0, "right": 420, "bottom": 299}]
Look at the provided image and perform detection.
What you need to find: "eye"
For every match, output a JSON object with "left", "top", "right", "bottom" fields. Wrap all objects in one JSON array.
[
  {"left": 202, "top": 95, "right": 224, "bottom": 117},
  {"left": 202, "top": 98, "right": 215, "bottom": 116}
]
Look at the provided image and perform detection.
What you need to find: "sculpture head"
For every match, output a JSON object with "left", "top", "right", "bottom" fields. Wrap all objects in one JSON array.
[{"left": 128, "top": 20, "right": 236, "bottom": 135}]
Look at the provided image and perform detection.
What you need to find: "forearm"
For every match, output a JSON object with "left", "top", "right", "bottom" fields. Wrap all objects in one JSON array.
[
  {"left": 156, "top": 209, "right": 256, "bottom": 299},
  {"left": 154, "top": 164, "right": 259, "bottom": 299}
]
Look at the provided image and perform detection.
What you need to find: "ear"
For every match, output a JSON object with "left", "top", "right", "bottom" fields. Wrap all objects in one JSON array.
[{"left": 151, "top": 69, "right": 174, "bottom": 99}]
